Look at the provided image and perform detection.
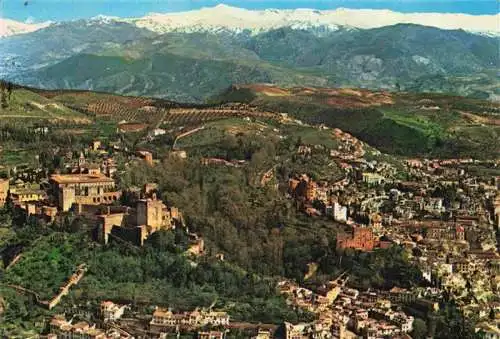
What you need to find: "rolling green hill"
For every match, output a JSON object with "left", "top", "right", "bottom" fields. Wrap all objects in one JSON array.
[
  {"left": 213, "top": 84, "right": 500, "bottom": 158},
  {"left": 0, "top": 88, "right": 91, "bottom": 123},
  {"left": 2, "top": 83, "right": 498, "bottom": 160}
]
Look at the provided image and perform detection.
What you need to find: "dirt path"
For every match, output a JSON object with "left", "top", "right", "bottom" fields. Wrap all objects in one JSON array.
[
  {"left": 459, "top": 111, "right": 500, "bottom": 126},
  {"left": 172, "top": 126, "right": 206, "bottom": 150}
]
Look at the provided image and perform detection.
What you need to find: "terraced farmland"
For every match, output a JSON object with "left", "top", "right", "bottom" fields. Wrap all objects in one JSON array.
[
  {"left": 33, "top": 89, "right": 172, "bottom": 123},
  {"left": 163, "top": 107, "right": 279, "bottom": 126},
  {"left": 0, "top": 89, "right": 91, "bottom": 124},
  {"left": 30, "top": 88, "right": 282, "bottom": 127}
]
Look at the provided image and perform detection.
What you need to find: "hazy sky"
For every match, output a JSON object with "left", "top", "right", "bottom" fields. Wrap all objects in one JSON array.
[{"left": 1, "top": 0, "right": 499, "bottom": 22}]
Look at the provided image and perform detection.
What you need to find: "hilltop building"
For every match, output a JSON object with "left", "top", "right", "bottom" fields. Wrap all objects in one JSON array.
[
  {"left": 337, "top": 227, "right": 377, "bottom": 252},
  {"left": 100, "top": 301, "right": 127, "bottom": 322},
  {"left": 333, "top": 202, "right": 348, "bottom": 222},
  {"left": 198, "top": 331, "right": 224, "bottom": 339},
  {"left": 137, "top": 150, "right": 154, "bottom": 166},
  {"left": 137, "top": 195, "right": 177, "bottom": 232},
  {"left": 50, "top": 173, "right": 121, "bottom": 211},
  {"left": 187, "top": 236, "right": 205, "bottom": 257},
  {"left": 13, "top": 202, "right": 58, "bottom": 223},
  {"left": 362, "top": 173, "right": 385, "bottom": 186},
  {"left": 252, "top": 329, "right": 272, "bottom": 339},
  {"left": 289, "top": 175, "right": 317, "bottom": 203},
  {"left": 395, "top": 221, "right": 466, "bottom": 242},
  {"left": 97, "top": 195, "right": 180, "bottom": 246},
  {"left": 9, "top": 187, "right": 46, "bottom": 204}
]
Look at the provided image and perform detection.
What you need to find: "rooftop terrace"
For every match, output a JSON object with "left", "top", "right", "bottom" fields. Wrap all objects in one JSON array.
[{"left": 50, "top": 173, "right": 114, "bottom": 185}]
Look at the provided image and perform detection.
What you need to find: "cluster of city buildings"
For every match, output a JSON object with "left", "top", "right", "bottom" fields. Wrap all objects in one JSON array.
[
  {"left": 279, "top": 275, "right": 416, "bottom": 338},
  {"left": 49, "top": 307, "right": 273, "bottom": 339},
  {"left": 48, "top": 301, "right": 131, "bottom": 339},
  {"left": 367, "top": 160, "right": 500, "bottom": 335},
  {"left": 287, "top": 174, "right": 348, "bottom": 221},
  {"left": 283, "top": 128, "right": 500, "bottom": 337},
  {"left": 150, "top": 307, "right": 230, "bottom": 331},
  {"left": 49, "top": 301, "right": 235, "bottom": 339}
]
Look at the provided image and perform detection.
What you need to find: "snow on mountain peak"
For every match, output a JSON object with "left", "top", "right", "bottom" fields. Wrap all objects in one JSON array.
[
  {"left": 126, "top": 5, "right": 500, "bottom": 36},
  {"left": 89, "top": 15, "right": 122, "bottom": 24},
  {"left": 2, "top": 5, "right": 499, "bottom": 38},
  {"left": 0, "top": 18, "right": 51, "bottom": 38}
]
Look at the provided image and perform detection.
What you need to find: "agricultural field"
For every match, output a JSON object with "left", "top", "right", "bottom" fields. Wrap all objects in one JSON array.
[
  {"left": 56, "top": 94, "right": 161, "bottom": 123},
  {"left": 31, "top": 89, "right": 167, "bottom": 124},
  {"left": 215, "top": 84, "right": 500, "bottom": 158},
  {"left": 4, "top": 84, "right": 499, "bottom": 159},
  {"left": 176, "top": 118, "right": 274, "bottom": 146},
  {"left": 163, "top": 107, "right": 277, "bottom": 126},
  {"left": 280, "top": 125, "right": 341, "bottom": 150},
  {"left": 174, "top": 118, "right": 343, "bottom": 154},
  {"left": 173, "top": 118, "right": 281, "bottom": 160},
  {"left": 0, "top": 89, "right": 91, "bottom": 124},
  {"left": 32, "top": 88, "right": 279, "bottom": 128}
]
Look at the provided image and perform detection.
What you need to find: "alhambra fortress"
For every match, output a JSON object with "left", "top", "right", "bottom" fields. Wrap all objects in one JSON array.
[
  {"left": 51, "top": 173, "right": 119, "bottom": 211},
  {"left": 0, "top": 145, "right": 194, "bottom": 250}
]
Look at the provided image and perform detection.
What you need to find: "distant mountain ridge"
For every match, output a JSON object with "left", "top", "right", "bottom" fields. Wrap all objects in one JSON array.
[
  {"left": 126, "top": 5, "right": 500, "bottom": 36},
  {"left": 1, "top": 5, "right": 499, "bottom": 38},
  {"left": 0, "top": 18, "right": 51, "bottom": 38},
  {"left": 0, "top": 20, "right": 156, "bottom": 78},
  {"left": 1, "top": 8, "right": 498, "bottom": 102}
]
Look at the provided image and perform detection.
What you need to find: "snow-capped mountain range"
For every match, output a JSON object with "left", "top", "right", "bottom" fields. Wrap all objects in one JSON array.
[
  {"left": 1, "top": 4, "right": 499, "bottom": 38},
  {"left": 127, "top": 5, "right": 500, "bottom": 36}
]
